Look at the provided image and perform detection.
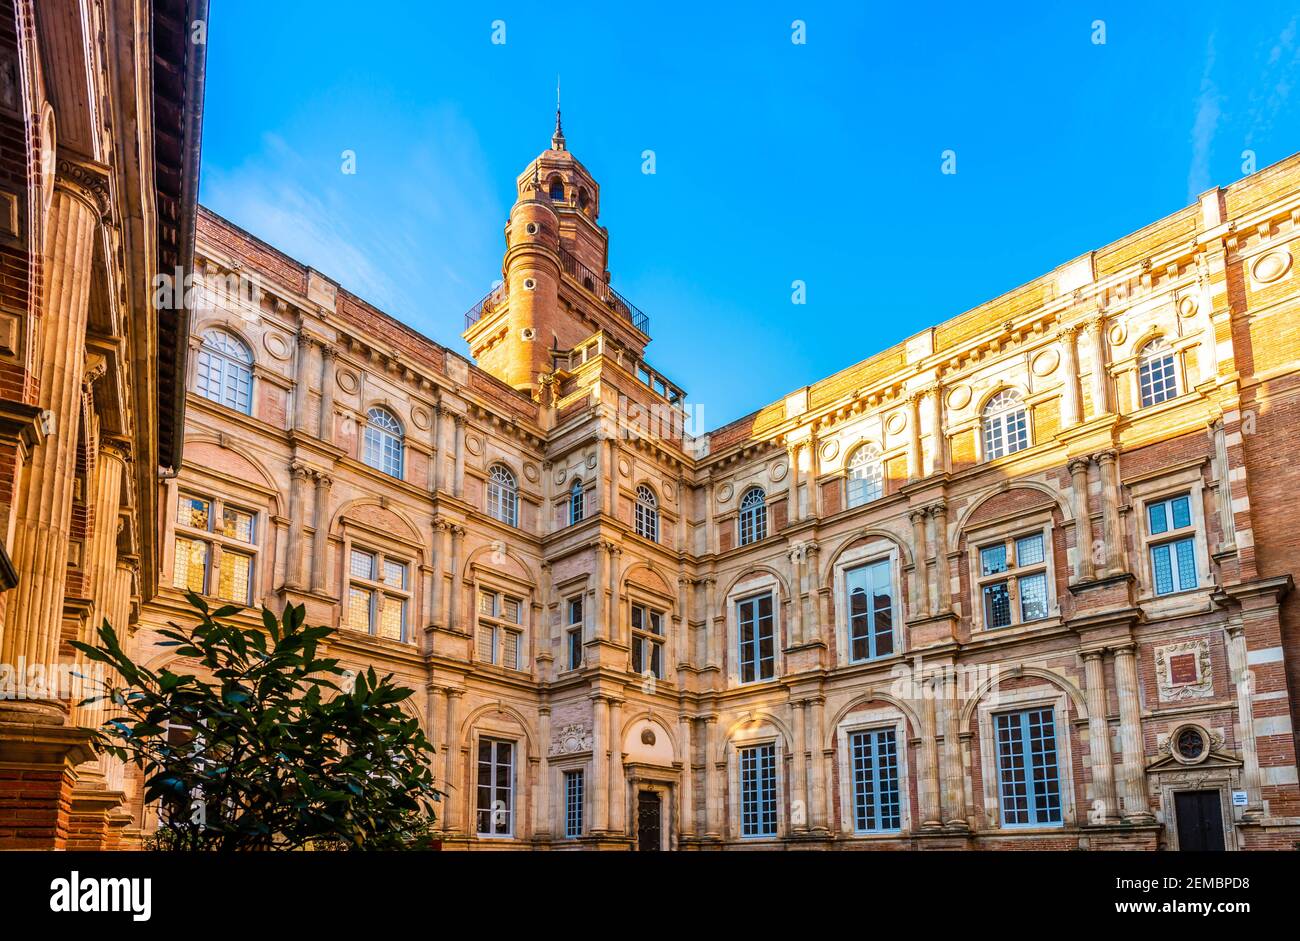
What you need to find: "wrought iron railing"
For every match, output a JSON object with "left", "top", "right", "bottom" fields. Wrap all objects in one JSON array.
[
  {"left": 463, "top": 283, "right": 508, "bottom": 330},
  {"left": 460, "top": 251, "right": 650, "bottom": 337},
  {"left": 558, "top": 248, "right": 650, "bottom": 336}
]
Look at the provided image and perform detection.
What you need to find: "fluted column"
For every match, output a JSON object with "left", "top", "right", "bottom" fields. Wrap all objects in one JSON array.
[
  {"left": 941, "top": 669, "right": 968, "bottom": 828},
  {"left": 1084, "top": 317, "right": 1111, "bottom": 417},
  {"left": 293, "top": 333, "right": 312, "bottom": 432},
  {"left": 809, "top": 696, "right": 830, "bottom": 832},
  {"left": 318, "top": 345, "right": 336, "bottom": 443},
  {"left": 428, "top": 684, "right": 447, "bottom": 785},
  {"left": 706, "top": 717, "right": 724, "bottom": 837},
  {"left": 907, "top": 394, "right": 923, "bottom": 481},
  {"left": 1, "top": 171, "right": 101, "bottom": 681},
  {"left": 1112, "top": 645, "right": 1152, "bottom": 822},
  {"left": 909, "top": 510, "right": 930, "bottom": 619},
  {"left": 677, "top": 713, "right": 695, "bottom": 839},
  {"left": 607, "top": 545, "right": 622, "bottom": 645},
  {"left": 1225, "top": 620, "right": 1263, "bottom": 817},
  {"left": 1096, "top": 451, "right": 1125, "bottom": 576},
  {"left": 591, "top": 695, "right": 610, "bottom": 832},
  {"left": 431, "top": 403, "right": 445, "bottom": 494},
  {"left": 535, "top": 706, "right": 552, "bottom": 839},
  {"left": 448, "top": 525, "right": 465, "bottom": 632},
  {"left": 705, "top": 575, "right": 721, "bottom": 670},
  {"left": 442, "top": 688, "right": 463, "bottom": 832},
  {"left": 593, "top": 541, "right": 609, "bottom": 645},
  {"left": 430, "top": 518, "right": 448, "bottom": 629},
  {"left": 930, "top": 502, "right": 951, "bottom": 613},
  {"left": 926, "top": 385, "right": 946, "bottom": 475},
  {"left": 285, "top": 462, "right": 310, "bottom": 590},
  {"left": 788, "top": 544, "right": 806, "bottom": 646},
  {"left": 607, "top": 697, "right": 625, "bottom": 835},
  {"left": 309, "top": 473, "right": 332, "bottom": 594},
  {"left": 1082, "top": 651, "right": 1118, "bottom": 823},
  {"left": 1059, "top": 326, "right": 1082, "bottom": 428},
  {"left": 1068, "top": 457, "right": 1095, "bottom": 580},
  {"left": 1211, "top": 420, "right": 1237, "bottom": 550},
  {"left": 79, "top": 438, "right": 129, "bottom": 728},
  {"left": 920, "top": 673, "right": 943, "bottom": 829},
  {"left": 790, "top": 700, "right": 809, "bottom": 832},
  {"left": 786, "top": 441, "right": 801, "bottom": 522},
  {"left": 452, "top": 414, "right": 466, "bottom": 499}
]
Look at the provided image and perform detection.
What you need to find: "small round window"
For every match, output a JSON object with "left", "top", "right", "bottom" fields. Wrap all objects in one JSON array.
[
  {"left": 525, "top": 222, "right": 538, "bottom": 235},
  {"left": 523, "top": 278, "right": 537, "bottom": 291},
  {"left": 1172, "top": 724, "right": 1209, "bottom": 764}
]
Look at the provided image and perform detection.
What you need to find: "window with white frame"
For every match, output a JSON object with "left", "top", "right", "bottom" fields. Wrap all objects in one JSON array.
[
  {"left": 850, "top": 728, "right": 901, "bottom": 833},
  {"left": 362, "top": 407, "right": 404, "bottom": 478},
  {"left": 739, "top": 742, "right": 778, "bottom": 837},
  {"left": 630, "top": 603, "right": 665, "bottom": 679},
  {"left": 565, "top": 595, "right": 584, "bottom": 671},
  {"left": 737, "top": 592, "right": 776, "bottom": 683},
  {"left": 846, "top": 559, "right": 894, "bottom": 661},
  {"left": 1137, "top": 337, "right": 1178, "bottom": 408},
  {"left": 981, "top": 389, "right": 1029, "bottom": 460},
  {"left": 738, "top": 487, "right": 767, "bottom": 546},
  {"left": 569, "top": 478, "right": 585, "bottom": 525},
  {"left": 173, "top": 493, "right": 258, "bottom": 605},
  {"left": 477, "top": 589, "right": 525, "bottom": 669},
  {"left": 346, "top": 547, "right": 410, "bottom": 641},
  {"left": 1146, "top": 494, "right": 1198, "bottom": 595},
  {"left": 634, "top": 484, "right": 658, "bottom": 542},
  {"left": 475, "top": 737, "right": 515, "bottom": 836},
  {"left": 846, "top": 445, "right": 884, "bottom": 508},
  {"left": 994, "top": 707, "right": 1063, "bottom": 827},
  {"left": 487, "top": 464, "right": 518, "bottom": 526},
  {"left": 977, "top": 530, "right": 1050, "bottom": 629},
  {"left": 563, "top": 769, "right": 584, "bottom": 838},
  {"left": 195, "top": 329, "right": 254, "bottom": 415}
]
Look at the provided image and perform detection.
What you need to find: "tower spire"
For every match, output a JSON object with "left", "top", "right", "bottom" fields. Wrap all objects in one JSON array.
[{"left": 551, "top": 76, "right": 566, "bottom": 150}]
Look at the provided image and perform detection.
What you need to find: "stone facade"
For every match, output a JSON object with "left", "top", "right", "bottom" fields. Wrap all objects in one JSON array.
[
  {"left": 129, "top": 123, "right": 1300, "bottom": 851},
  {"left": 0, "top": 0, "right": 206, "bottom": 848}
]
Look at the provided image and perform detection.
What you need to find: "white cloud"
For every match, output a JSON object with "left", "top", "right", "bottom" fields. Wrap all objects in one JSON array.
[{"left": 1187, "top": 32, "right": 1221, "bottom": 202}]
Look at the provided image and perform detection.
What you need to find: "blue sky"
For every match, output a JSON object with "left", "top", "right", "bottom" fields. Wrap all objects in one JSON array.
[{"left": 200, "top": 1, "right": 1300, "bottom": 428}]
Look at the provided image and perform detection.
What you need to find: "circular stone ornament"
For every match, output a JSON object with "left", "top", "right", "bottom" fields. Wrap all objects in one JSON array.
[
  {"left": 820, "top": 439, "right": 840, "bottom": 462},
  {"left": 946, "top": 384, "right": 972, "bottom": 410},
  {"left": 1252, "top": 250, "right": 1292, "bottom": 284},
  {"left": 1177, "top": 294, "right": 1199, "bottom": 318},
  {"left": 1031, "top": 348, "right": 1060, "bottom": 377},
  {"left": 264, "top": 332, "right": 291, "bottom": 361},
  {"left": 885, "top": 411, "right": 907, "bottom": 436},
  {"left": 336, "top": 369, "right": 359, "bottom": 394}
]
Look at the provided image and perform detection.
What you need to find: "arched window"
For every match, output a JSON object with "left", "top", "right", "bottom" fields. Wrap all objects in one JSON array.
[
  {"left": 738, "top": 487, "right": 767, "bottom": 546},
  {"left": 548, "top": 176, "right": 565, "bottom": 201},
  {"left": 195, "top": 329, "right": 254, "bottom": 414},
  {"left": 1138, "top": 337, "right": 1178, "bottom": 408},
  {"left": 846, "top": 446, "right": 884, "bottom": 508},
  {"left": 578, "top": 188, "right": 591, "bottom": 213},
  {"left": 981, "top": 390, "right": 1029, "bottom": 460},
  {"left": 569, "top": 478, "right": 584, "bottom": 526},
  {"left": 488, "top": 464, "right": 518, "bottom": 526},
  {"left": 635, "top": 484, "right": 658, "bottom": 543},
  {"left": 362, "top": 407, "right": 404, "bottom": 478}
]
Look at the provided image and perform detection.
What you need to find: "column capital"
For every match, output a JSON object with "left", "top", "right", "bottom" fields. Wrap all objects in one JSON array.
[
  {"left": 313, "top": 471, "right": 333, "bottom": 489},
  {"left": 289, "top": 461, "right": 312, "bottom": 481},
  {"left": 1067, "top": 456, "right": 1092, "bottom": 475},
  {"left": 320, "top": 343, "right": 338, "bottom": 360},
  {"left": 909, "top": 508, "right": 928, "bottom": 525},
  {"left": 296, "top": 330, "right": 313, "bottom": 350},
  {"left": 99, "top": 435, "right": 133, "bottom": 463},
  {"left": 925, "top": 500, "right": 948, "bottom": 518},
  {"left": 55, "top": 156, "right": 112, "bottom": 221},
  {"left": 1093, "top": 449, "right": 1118, "bottom": 466}
]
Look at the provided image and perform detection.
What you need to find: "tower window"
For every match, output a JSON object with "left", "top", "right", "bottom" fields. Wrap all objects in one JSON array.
[{"left": 548, "top": 176, "right": 565, "bottom": 201}]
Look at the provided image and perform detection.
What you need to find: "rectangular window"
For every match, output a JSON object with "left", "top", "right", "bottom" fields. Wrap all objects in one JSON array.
[
  {"left": 850, "top": 728, "right": 901, "bottom": 833},
  {"left": 737, "top": 593, "right": 776, "bottom": 683},
  {"left": 739, "top": 743, "right": 778, "bottom": 837},
  {"left": 345, "top": 547, "right": 411, "bottom": 642},
  {"left": 846, "top": 559, "right": 893, "bottom": 662},
  {"left": 976, "top": 529, "right": 1051, "bottom": 630},
  {"left": 994, "top": 708, "right": 1062, "bottom": 827},
  {"left": 475, "top": 738, "right": 515, "bottom": 836},
  {"left": 1147, "top": 495, "right": 1198, "bottom": 595},
  {"left": 172, "top": 492, "right": 258, "bottom": 603},
  {"left": 477, "top": 589, "right": 525, "bottom": 669},
  {"left": 563, "top": 769, "right": 584, "bottom": 838},
  {"left": 631, "top": 603, "right": 665, "bottom": 678},
  {"left": 566, "top": 596, "right": 584, "bottom": 671}
]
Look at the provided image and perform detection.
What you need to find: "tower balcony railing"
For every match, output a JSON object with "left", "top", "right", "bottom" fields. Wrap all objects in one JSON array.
[
  {"left": 463, "top": 283, "right": 508, "bottom": 331},
  {"left": 460, "top": 250, "right": 650, "bottom": 337},
  {"left": 558, "top": 247, "right": 650, "bottom": 336}
]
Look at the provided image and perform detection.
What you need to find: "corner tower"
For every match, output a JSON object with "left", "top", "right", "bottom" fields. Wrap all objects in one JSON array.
[{"left": 463, "top": 112, "right": 651, "bottom": 393}]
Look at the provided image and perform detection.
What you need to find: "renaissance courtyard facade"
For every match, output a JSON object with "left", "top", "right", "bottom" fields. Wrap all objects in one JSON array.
[{"left": 13, "top": 89, "right": 1300, "bottom": 847}]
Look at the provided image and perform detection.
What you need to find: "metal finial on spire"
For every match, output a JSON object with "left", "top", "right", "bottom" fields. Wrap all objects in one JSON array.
[{"left": 552, "top": 75, "right": 566, "bottom": 150}]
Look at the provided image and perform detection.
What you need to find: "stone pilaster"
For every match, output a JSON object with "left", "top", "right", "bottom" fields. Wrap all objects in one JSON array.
[
  {"left": 1059, "top": 325, "right": 1082, "bottom": 428},
  {"left": 790, "top": 699, "right": 809, "bottom": 832},
  {"left": 309, "top": 472, "right": 332, "bottom": 594},
  {"left": 591, "top": 694, "right": 610, "bottom": 832},
  {"left": 1068, "top": 457, "right": 1095, "bottom": 580},
  {"left": 452, "top": 414, "right": 466, "bottom": 499},
  {"left": 1082, "top": 650, "right": 1119, "bottom": 823},
  {"left": 909, "top": 509, "right": 930, "bottom": 619},
  {"left": 1095, "top": 450, "right": 1125, "bottom": 576},
  {"left": 318, "top": 344, "right": 336, "bottom": 443},
  {"left": 284, "top": 462, "right": 310, "bottom": 590},
  {"left": 1112, "top": 645, "right": 1153, "bottom": 822},
  {"left": 677, "top": 713, "right": 694, "bottom": 839},
  {"left": 607, "top": 697, "right": 624, "bottom": 835}
]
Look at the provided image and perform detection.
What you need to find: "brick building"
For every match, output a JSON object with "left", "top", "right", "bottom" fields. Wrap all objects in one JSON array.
[
  {"left": 0, "top": 0, "right": 207, "bottom": 848},
  {"left": 117, "top": 115, "right": 1300, "bottom": 849}
]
